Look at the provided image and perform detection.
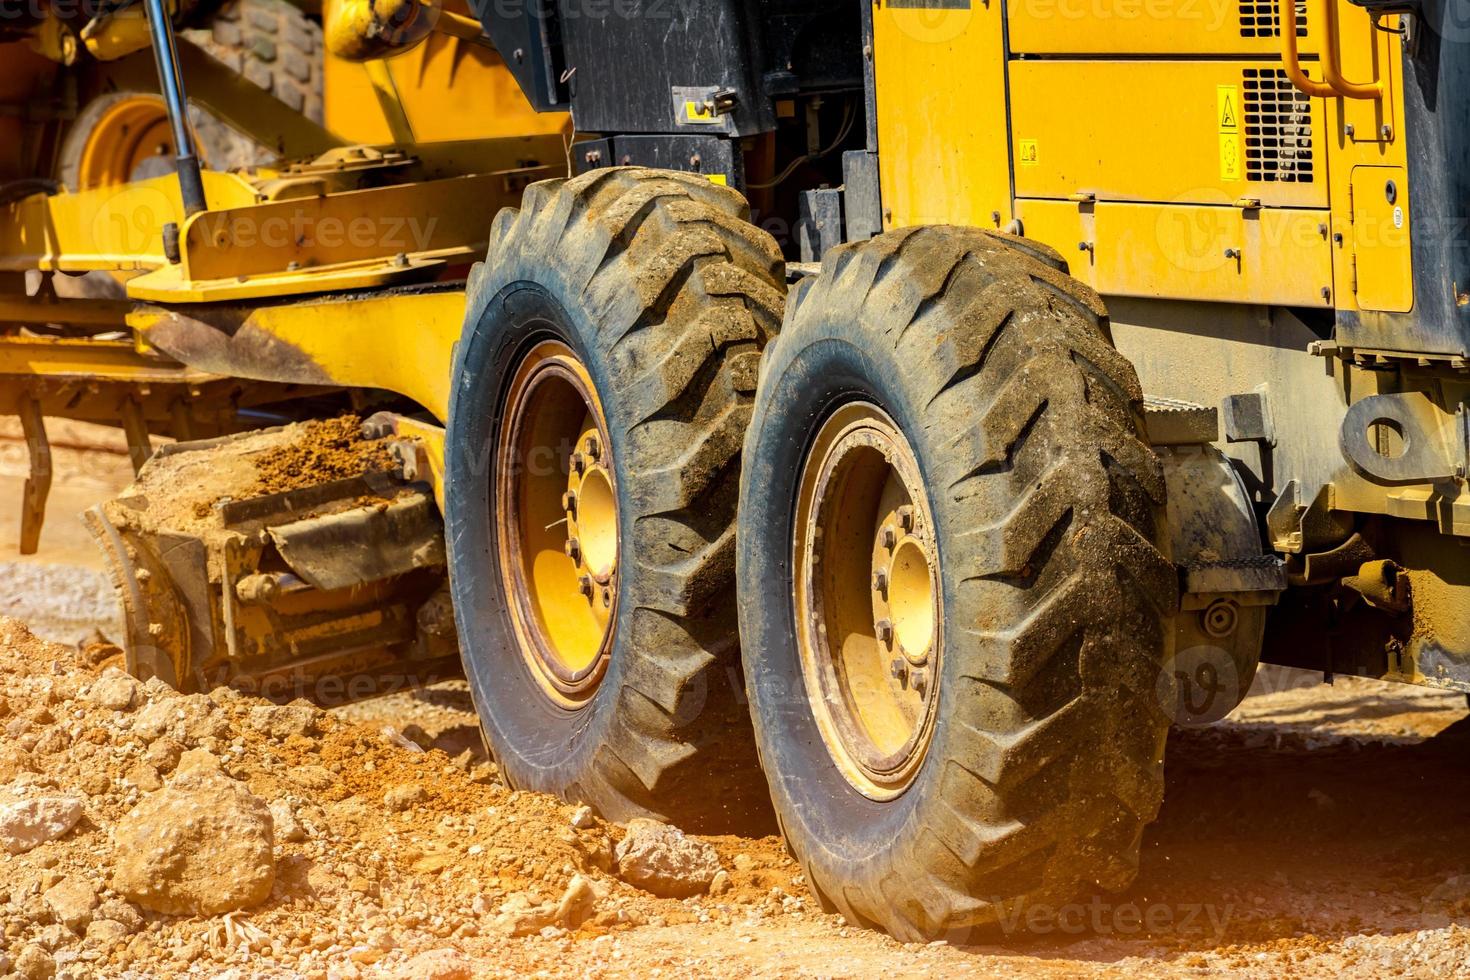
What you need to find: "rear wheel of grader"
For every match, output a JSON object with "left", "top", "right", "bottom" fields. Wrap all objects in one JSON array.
[
  {"left": 444, "top": 167, "right": 786, "bottom": 832},
  {"left": 737, "top": 226, "right": 1178, "bottom": 940},
  {"left": 57, "top": 0, "right": 323, "bottom": 191}
]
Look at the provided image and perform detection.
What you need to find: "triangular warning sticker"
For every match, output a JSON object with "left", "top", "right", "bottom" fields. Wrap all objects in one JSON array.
[{"left": 1220, "top": 94, "right": 1237, "bottom": 130}]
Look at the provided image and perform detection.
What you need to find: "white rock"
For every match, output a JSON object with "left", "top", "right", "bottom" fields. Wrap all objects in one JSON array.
[
  {"left": 270, "top": 799, "right": 308, "bottom": 842},
  {"left": 88, "top": 669, "right": 142, "bottom": 712},
  {"left": 0, "top": 796, "right": 84, "bottom": 854},
  {"left": 247, "top": 704, "right": 319, "bottom": 740},
  {"left": 614, "top": 818, "right": 722, "bottom": 898}
]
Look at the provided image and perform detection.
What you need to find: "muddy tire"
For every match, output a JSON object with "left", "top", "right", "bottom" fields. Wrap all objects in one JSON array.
[
  {"left": 445, "top": 167, "right": 785, "bottom": 833},
  {"left": 57, "top": 0, "right": 322, "bottom": 191},
  {"left": 190, "top": 0, "right": 324, "bottom": 123},
  {"left": 737, "top": 225, "right": 1177, "bottom": 940}
]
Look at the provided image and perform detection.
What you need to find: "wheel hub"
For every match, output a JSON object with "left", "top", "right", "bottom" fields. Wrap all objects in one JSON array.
[
  {"left": 497, "top": 340, "right": 619, "bottom": 706},
  {"left": 77, "top": 95, "right": 177, "bottom": 189},
  {"left": 794, "top": 401, "right": 942, "bottom": 800}
]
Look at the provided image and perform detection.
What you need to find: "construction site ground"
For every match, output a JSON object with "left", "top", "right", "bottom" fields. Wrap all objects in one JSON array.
[{"left": 3, "top": 420, "right": 1470, "bottom": 979}]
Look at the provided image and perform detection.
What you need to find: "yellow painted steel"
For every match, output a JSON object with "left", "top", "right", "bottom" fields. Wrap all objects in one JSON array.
[
  {"left": 792, "top": 401, "right": 941, "bottom": 801},
  {"left": 324, "top": 0, "right": 569, "bottom": 145},
  {"left": 1017, "top": 198, "right": 1334, "bottom": 306},
  {"left": 0, "top": 335, "right": 202, "bottom": 385},
  {"left": 495, "top": 341, "right": 618, "bottom": 705},
  {"left": 128, "top": 287, "right": 465, "bottom": 421},
  {"left": 0, "top": 172, "right": 263, "bottom": 272},
  {"left": 80, "top": 6, "right": 154, "bottom": 61},
  {"left": 1008, "top": 0, "right": 1323, "bottom": 54},
  {"left": 1350, "top": 166, "right": 1412, "bottom": 313},
  {"left": 871, "top": 0, "right": 1012, "bottom": 231},
  {"left": 1008, "top": 61, "right": 1328, "bottom": 209},
  {"left": 164, "top": 174, "right": 504, "bottom": 280},
  {"left": 874, "top": 0, "right": 1411, "bottom": 314}
]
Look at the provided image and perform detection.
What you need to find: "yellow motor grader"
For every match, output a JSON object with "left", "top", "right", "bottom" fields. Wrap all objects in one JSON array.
[{"left": 2, "top": 0, "right": 1467, "bottom": 941}]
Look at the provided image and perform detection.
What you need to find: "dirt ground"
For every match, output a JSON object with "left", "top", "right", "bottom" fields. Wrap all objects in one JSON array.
[{"left": 4, "top": 422, "right": 1470, "bottom": 978}]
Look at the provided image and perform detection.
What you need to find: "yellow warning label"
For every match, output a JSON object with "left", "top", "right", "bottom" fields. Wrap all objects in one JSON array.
[
  {"left": 1018, "top": 139, "right": 1039, "bottom": 166},
  {"left": 1217, "top": 85, "right": 1239, "bottom": 133},
  {"left": 706, "top": 174, "right": 728, "bottom": 186},
  {"left": 684, "top": 100, "right": 717, "bottom": 123},
  {"left": 1219, "top": 133, "right": 1242, "bottom": 181}
]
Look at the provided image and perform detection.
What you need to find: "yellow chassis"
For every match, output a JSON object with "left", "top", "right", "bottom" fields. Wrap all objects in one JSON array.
[{"left": 1, "top": 130, "right": 565, "bottom": 548}]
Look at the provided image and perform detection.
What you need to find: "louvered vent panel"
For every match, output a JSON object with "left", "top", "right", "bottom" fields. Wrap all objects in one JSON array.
[
  {"left": 1243, "top": 68, "right": 1314, "bottom": 183},
  {"left": 1240, "top": 0, "right": 1307, "bottom": 37}
]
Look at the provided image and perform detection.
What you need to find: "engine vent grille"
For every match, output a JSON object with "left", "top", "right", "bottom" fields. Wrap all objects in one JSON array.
[
  {"left": 1243, "top": 68, "right": 1314, "bottom": 183},
  {"left": 1239, "top": 0, "right": 1307, "bottom": 37}
]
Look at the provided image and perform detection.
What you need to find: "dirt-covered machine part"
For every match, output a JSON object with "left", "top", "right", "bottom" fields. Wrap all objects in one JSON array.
[{"left": 84, "top": 419, "right": 460, "bottom": 704}]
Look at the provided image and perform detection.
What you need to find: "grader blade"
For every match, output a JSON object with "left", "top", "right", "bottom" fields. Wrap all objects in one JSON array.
[{"left": 83, "top": 419, "right": 460, "bottom": 705}]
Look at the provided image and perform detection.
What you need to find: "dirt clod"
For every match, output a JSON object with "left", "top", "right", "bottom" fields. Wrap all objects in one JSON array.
[
  {"left": 251, "top": 415, "right": 396, "bottom": 495},
  {"left": 111, "top": 764, "right": 276, "bottom": 915},
  {"left": 616, "top": 817, "right": 724, "bottom": 898}
]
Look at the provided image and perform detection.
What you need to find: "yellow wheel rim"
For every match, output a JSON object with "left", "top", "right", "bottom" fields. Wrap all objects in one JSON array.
[
  {"left": 496, "top": 340, "right": 619, "bottom": 707},
  {"left": 794, "top": 402, "right": 942, "bottom": 800},
  {"left": 75, "top": 95, "right": 177, "bottom": 190}
]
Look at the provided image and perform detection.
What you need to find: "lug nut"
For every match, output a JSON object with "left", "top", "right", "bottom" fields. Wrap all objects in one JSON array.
[
  {"left": 911, "top": 668, "right": 929, "bottom": 696},
  {"left": 565, "top": 537, "right": 581, "bottom": 563},
  {"left": 562, "top": 490, "right": 578, "bottom": 515},
  {"left": 897, "top": 506, "right": 915, "bottom": 532},
  {"left": 876, "top": 619, "right": 893, "bottom": 645},
  {"left": 880, "top": 525, "right": 897, "bottom": 550},
  {"left": 584, "top": 434, "right": 601, "bottom": 461},
  {"left": 578, "top": 574, "right": 594, "bottom": 597},
  {"left": 890, "top": 658, "right": 908, "bottom": 685},
  {"left": 570, "top": 451, "right": 586, "bottom": 475},
  {"left": 872, "top": 570, "right": 889, "bottom": 595},
  {"left": 602, "top": 587, "right": 612, "bottom": 606}
]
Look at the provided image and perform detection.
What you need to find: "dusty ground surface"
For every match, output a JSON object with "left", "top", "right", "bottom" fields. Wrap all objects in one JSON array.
[{"left": 4, "top": 422, "right": 1470, "bottom": 978}]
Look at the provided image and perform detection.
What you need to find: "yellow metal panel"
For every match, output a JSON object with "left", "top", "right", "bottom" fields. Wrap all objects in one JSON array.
[
  {"left": 1350, "top": 165, "right": 1412, "bottom": 313},
  {"left": 0, "top": 172, "right": 262, "bottom": 273},
  {"left": 1009, "top": 61, "right": 1328, "bottom": 208},
  {"left": 324, "top": 21, "right": 569, "bottom": 144},
  {"left": 872, "top": 0, "right": 1012, "bottom": 230},
  {"left": 124, "top": 167, "right": 549, "bottom": 302},
  {"left": 1016, "top": 198, "right": 1334, "bottom": 306},
  {"left": 130, "top": 288, "right": 465, "bottom": 422},
  {"left": 1007, "top": 0, "right": 1325, "bottom": 53},
  {"left": 1337, "top": 7, "right": 1398, "bottom": 143},
  {"left": 1322, "top": 31, "right": 1408, "bottom": 317}
]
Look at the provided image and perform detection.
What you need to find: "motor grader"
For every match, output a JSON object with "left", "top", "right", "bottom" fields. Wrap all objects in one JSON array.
[{"left": 2, "top": 0, "right": 1466, "bottom": 942}]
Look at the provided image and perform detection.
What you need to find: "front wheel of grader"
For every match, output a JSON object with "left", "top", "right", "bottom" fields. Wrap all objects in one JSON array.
[{"left": 444, "top": 168, "right": 786, "bottom": 834}]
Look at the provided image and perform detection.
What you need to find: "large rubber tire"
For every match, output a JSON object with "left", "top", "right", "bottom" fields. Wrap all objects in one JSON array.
[
  {"left": 445, "top": 168, "right": 786, "bottom": 833},
  {"left": 57, "top": 0, "right": 322, "bottom": 191},
  {"left": 738, "top": 226, "right": 1178, "bottom": 940},
  {"left": 188, "top": 0, "right": 323, "bottom": 122}
]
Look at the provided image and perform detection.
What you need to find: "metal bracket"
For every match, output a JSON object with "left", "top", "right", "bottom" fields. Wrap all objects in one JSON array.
[
  {"left": 18, "top": 397, "right": 51, "bottom": 556},
  {"left": 1221, "top": 386, "right": 1275, "bottom": 446},
  {"left": 1339, "top": 391, "right": 1456, "bottom": 484}
]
